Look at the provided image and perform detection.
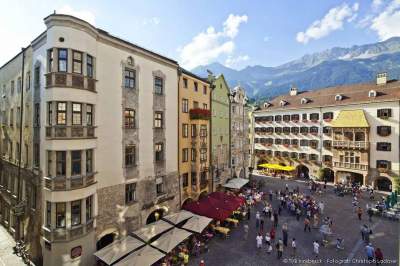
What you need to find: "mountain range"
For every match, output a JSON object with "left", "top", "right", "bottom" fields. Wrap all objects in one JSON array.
[{"left": 192, "top": 37, "right": 400, "bottom": 101}]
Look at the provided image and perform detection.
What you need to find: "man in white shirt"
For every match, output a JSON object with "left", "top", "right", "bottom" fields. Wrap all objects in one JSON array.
[
  {"left": 256, "top": 234, "right": 263, "bottom": 249},
  {"left": 313, "top": 240, "right": 319, "bottom": 258}
]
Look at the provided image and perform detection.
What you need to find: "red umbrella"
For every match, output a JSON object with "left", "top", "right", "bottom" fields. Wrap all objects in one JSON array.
[
  {"left": 200, "top": 196, "right": 237, "bottom": 212},
  {"left": 183, "top": 201, "right": 231, "bottom": 221},
  {"left": 209, "top": 192, "right": 245, "bottom": 208}
]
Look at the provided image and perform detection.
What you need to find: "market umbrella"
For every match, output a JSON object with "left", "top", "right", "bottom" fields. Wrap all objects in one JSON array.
[
  {"left": 150, "top": 228, "right": 192, "bottom": 253},
  {"left": 200, "top": 196, "right": 237, "bottom": 212},
  {"left": 94, "top": 236, "right": 145, "bottom": 265},
  {"left": 181, "top": 214, "right": 212, "bottom": 233},
  {"left": 114, "top": 245, "right": 165, "bottom": 266},
  {"left": 162, "top": 210, "right": 194, "bottom": 225},
  {"left": 209, "top": 192, "right": 245, "bottom": 207},
  {"left": 132, "top": 220, "right": 173, "bottom": 242},
  {"left": 183, "top": 200, "right": 231, "bottom": 221}
]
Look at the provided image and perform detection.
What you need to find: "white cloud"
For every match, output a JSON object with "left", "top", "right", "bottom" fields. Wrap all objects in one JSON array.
[
  {"left": 179, "top": 14, "right": 248, "bottom": 69},
  {"left": 263, "top": 36, "right": 270, "bottom": 42},
  {"left": 142, "top": 17, "right": 161, "bottom": 26},
  {"left": 370, "top": 0, "right": 400, "bottom": 40},
  {"left": 225, "top": 55, "right": 249, "bottom": 67},
  {"left": 372, "top": 0, "right": 383, "bottom": 9},
  {"left": 296, "top": 3, "right": 359, "bottom": 44},
  {"left": 57, "top": 5, "right": 96, "bottom": 25}
]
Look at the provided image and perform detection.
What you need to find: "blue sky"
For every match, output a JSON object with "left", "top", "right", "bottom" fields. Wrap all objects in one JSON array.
[{"left": 0, "top": 0, "right": 399, "bottom": 69}]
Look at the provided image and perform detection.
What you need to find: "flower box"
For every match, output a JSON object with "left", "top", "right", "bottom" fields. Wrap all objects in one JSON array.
[
  {"left": 292, "top": 120, "right": 299, "bottom": 123},
  {"left": 311, "top": 132, "right": 318, "bottom": 136},
  {"left": 311, "top": 119, "right": 318, "bottom": 123},
  {"left": 323, "top": 118, "right": 332, "bottom": 122},
  {"left": 291, "top": 144, "right": 298, "bottom": 148},
  {"left": 283, "top": 144, "right": 289, "bottom": 147},
  {"left": 189, "top": 108, "right": 211, "bottom": 120}
]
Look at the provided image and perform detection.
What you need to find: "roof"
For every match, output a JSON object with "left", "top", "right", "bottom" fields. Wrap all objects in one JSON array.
[
  {"left": 256, "top": 80, "right": 400, "bottom": 112},
  {"left": 331, "top": 109, "right": 369, "bottom": 128},
  {"left": 180, "top": 68, "right": 210, "bottom": 84}
]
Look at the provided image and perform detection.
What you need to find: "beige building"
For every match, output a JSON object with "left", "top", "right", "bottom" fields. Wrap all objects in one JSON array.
[
  {"left": 0, "top": 14, "right": 179, "bottom": 265},
  {"left": 253, "top": 74, "right": 400, "bottom": 192}
]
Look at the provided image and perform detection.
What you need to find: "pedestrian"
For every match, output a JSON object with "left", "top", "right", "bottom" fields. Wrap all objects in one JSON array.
[
  {"left": 243, "top": 223, "right": 249, "bottom": 240},
  {"left": 313, "top": 240, "right": 319, "bottom": 258},
  {"left": 282, "top": 223, "right": 288, "bottom": 247},
  {"left": 357, "top": 207, "right": 363, "bottom": 220},
  {"left": 319, "top": 201, "right": 324, "bottom": 215},
  {"left": 260, "top": 219, "right": 264, "bottom": 233},
  {"left": 269, "top": 190, "right": 273, "bottom": 201},
  {"left": 278, "top": 205, "right": 282, "bottom": 216},
  {"left": 296, "top": 207, "right": 301, "bottom": 221},
  {"left": 265, "top": 233, "right": 271, "bottom": 254},
  {"left": 304, "top": 217, "right": 311, "bottom": 232},
  {"left": 375, "top": 248, "right": 383, "bottom": 265},
  {"left": 247, "top": 207, "right": 251, "bottom": 220},
  {"left": 360, "top": 225, "right": 366, "bottom": 241},
  {"left": 256, "top": 211, "right": 260, "bottom": 228},
  {"left": 273, "top": 211, "right": 278, "bottom": 228},
  {"left": 256, "top": 233, "right": 263, "bottom": 249},
  {"left": 313, "top": 214, "right": 319, "bottom": 228},
  {"left": 365, "top": 243, "right": 375, "bottom": 261},
  {"left": 199, "top": 260, "right": 205, "bottom": 266},
  {"left": 291, "top": 238, "right": 296, "bottom": 256},
  {"left": 270, "top": 227, "right": 276, "bottom": 243},
  {"left": 367, "top": 208, "right": 373, "bottom": 222},
  {"left": 285, "top": 184, "right": 289, "bottom": 192},
  {"left": 276, "top": 239, "right": 283, "bottom": 259}
]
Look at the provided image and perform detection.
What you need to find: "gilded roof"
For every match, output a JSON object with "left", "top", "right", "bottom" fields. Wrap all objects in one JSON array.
[{"left": 331, "top": 109, "right": 369, "bottom": 128}]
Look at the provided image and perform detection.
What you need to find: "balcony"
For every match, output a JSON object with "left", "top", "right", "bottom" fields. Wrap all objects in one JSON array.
[
  {"left": 44, "top": 173, "right": 96, "bottom": 191},
  {"left": 189, "top": 108, "right": 211, "bottom": 120},
  {"left": 45, "top": 72, "right": 96, "bottom": 92},
  {"left": 332, "top": 141, "right": 369, "bottom": 150},
  {"left": 42, "top": 219, "right": 95, "bottom": 242},
  {"left": 46, "top": 126, "right": 96, "bottom": 139},
  {"left": 333, "top": 161, "right": 368, "bottom": 171}
]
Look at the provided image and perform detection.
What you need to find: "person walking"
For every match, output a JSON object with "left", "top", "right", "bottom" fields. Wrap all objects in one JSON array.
[
  {"left": 365, "top": 243, "right": 375, "bottom": 262},
  {"left": 243, "top": 223, "right": 249, "bottom": 240},
  {"left": 357, "top": 207, "right": 363, "bottom": 220},
  {"left": 282, "top": 223, "right": 288, "bottom": 247},
  {"left": 270, "top": 227, "right": 276, "bottom": 244},
  {"left": 319, "top": 201, "right": 324, "bottom": 215},
  {"left": 375, "top": 248, "right": 383, "bottom": 265},
  {"left": 313, "top": 240, "right": 320, "bottom": 258},
  {"left": 199, "top": 260, "right": 205, "bottom": 266},
  {"left": 269, "top": 190, "right": 273, "bottom": 201},
  {"left": 256, "top": 233, "right": 263, "bottom": 249},
  {"left": 296, "top": 207, "right": 301, "bottom": 221},
  {"left": 265, "top": 233, "right": 272, "bottom": 254},
  {"left": 273, "top": 211, "right": 279, "bottom": 228},
  {"left": 256, "top": 211, "right": 260, "bottom": 228},
  {"left": 276, "top": 239, "right": 283, "bottom": 259},
  {"left": 304, "top": 217, "right": 311, "bottom": 232},
  {"left": 260, "top": 219, "right": 264, "bottom": 233},
  {"left": 367, "top": 208, "right": 373, "bottom": 222},
  {"left": 247, "top": 207, "right": 251, "bottom": 220},
  {"left": 291, "top": 238, "right": 296, "bottom": 256}
]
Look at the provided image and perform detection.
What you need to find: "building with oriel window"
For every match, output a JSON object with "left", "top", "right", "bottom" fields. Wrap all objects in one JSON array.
[
  {"left": 0, "top": 14, "right": 179, "bottom": 265},
  {"left": 253, "top": 73, "right": 400, "bottom": 192}
]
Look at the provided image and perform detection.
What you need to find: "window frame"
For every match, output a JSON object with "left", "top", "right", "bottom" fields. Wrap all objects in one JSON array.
[
  {"left": 72, "top": 103, "right": 82, "bottom": 125},
  {"left": 58, "top": 48, "right": 68, "bottom": 72},
  {"left": 125, "top": 145, "right": 136, "bottom": 167},
  {"left": 125, "top": 183, "right": 136, "bottom": 204},
  {"left": 154, "top": 76, "right": 163, "bottom": 95},
  {"left": 124, "top": 68, "right": 136, "bottom": 89},
  {"left": 154, "top": 111, "right": 163, "bottom": 128},
  {"left": 72, "top": 50, "right": 83, "bottom": 74},
  {"left": 124, "top": 108, "right": 136, "bottom": 129},
  {"left": 86, "top": 54, "right": 94, "bottom": 78},
  {"left": 56, "top": 102, "right": 67, "bottom": 125}
]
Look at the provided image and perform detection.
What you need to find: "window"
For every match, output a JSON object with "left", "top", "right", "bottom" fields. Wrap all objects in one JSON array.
[
  {"left": 47, "top": 49, "right": 53, "bottom": 73},
  {"left": 154, "top": 111, "right": 163, "bottom": 128},
  {"left": 11, "top": 80, "right": 14, "bottom": 95},
  {"left": 154, "top": 77, "right": 163, "bottom": 94},
  {"left": 9, "top": 108, "right": 13, "bottom": 127},
  {"left": 86, "top": 196, "right": 93, "bottom": 221},
  {"left": 46, "top": 202, "right": 51, "bottom": 227},
  {"left": 125, "top": 183, "right": 136, "bottom": 204},
  {"left": 182, "top": 148, "right": 189, "bottom": 162},
  {"left": 182, "top": 173, "right": 189, "bottom": 187},
  {"left": 16, "top": 107, "right": 21, "bottom": 127},
  {"left": 86, "top": 150, "right": 93, "bottom": 173},
  {"left": 72, "top": 51, "right": 82, "bottom": 74},
  {"left": 182, "top": 99, "right": 189, "bottom": 113},
  {"left": 310, "top": 126, "right": 318, "bottom": 135},
  {"left": 310, "top": 113, "right": 319, "bottom": 121},
  {"left": 193, "top": 101, "right": 199, "bottom": 109},
  {"left": 377, "top": 126, "right": 391, "bottom": 137},
  {"left": 283, "top": 115, "right": 290, "bottom": 122},
  {"left": 48, "top": 102, "right": 53, "bottom": 126},
  {"left": 56, "top": 202, "right": 66, "bottom": 228},
  {"left": 191, "top": 124, "right": 197, "bottom": 138},
  {"left": 17, "top": 77, "right": 21, "bottom": 93},
  {"left": 323, "top": 112, "right": 333, "bottom": 120},
  {"left": 56, "top": 102, "right": 67, "bottom": 125},
  {"left": 58, "top": 49, "right": 68, "bottom": 72},
  {"left": 376, "top": 160, "right": 391, "bottom": 170},
  {"left": 377, "top": 109, "right": 391, "bottom": 119},
  {"left": 155, "top": 143, "right": 164, "bottom": 161},
  {"left": 156, "top": 176, "right": 164, "bottom": 195},
  {"left": 71, "top": 200, "right": 81, "bottom": 226},
  {"left": 274, "top": 115, "right": 282, "bottom": 122},
  {"left": 302, "top": 113, "right": 307, "bottom": 121},
  {"left": 182, "top": 124, "right": 188, "bottom": 138},
  {"left": 368, "top": 90, "right": 377, "bottom": 98},
  {"left": 72, "top": 103, "right": 82, "bottom": 125},
  {"left": 34, "top": 103, "right": 40, "bottom": 127},
  {"left": 34, "top": 66, "right": 40, "bottom": 88},
  {"left": 125, "top": 145, "right": 136, "bottom": 167},
  {"left": 191, "top": 148, "right": 196, "bottom": 162},
  {"left": 56, "top": 151, "right": 66, "bottom": 176},
  {"left": 291, "top": 114, "right": 299, "bottom": 121},
  {"left": 203, "top": 103, "right": 208, "bottom": 110},
  {"left": 377, "top": 142, "right": 391, "bottom": 151},
  {"left": 124, "top": 68, "right": 135, "bottom": 89},
  {"left": 86, "top": 55, "right": 93, "bottom": 78},
  {"left": 203, "top": 85, "right": 207, "bottom": 95},
  {"left": 300, "top": 139, "right": 309, "bottom": 146},
  {"left": 335, "top": 94, "right": 343, "bottom": 101},
  {"left": 86, "top": 104, "right": 93, "bottom": 126},
  {"left": 26, "top": 71, "right": 31, "bottom": 90},
  {"left": 124, "top": 109, "right": 135, "bottom": 128},
  {"left": 191, "top": 172, "right": 197, "bottom": 186},
  {"left": 194, "top": 82, "right": 198, "bottom": 92},
  {"left": 200, "top": 125, "right": 207, "bottom": 137},
  {"left": 34, "top": 143, "right": 40, "bottom": 167},
  {"left": 200, "top": 148, "right": 207, "bottom": 162},
  {"left": 47, "top": 151, "right": 52, "bottom": 176},
  {"left": 71, "top": 151, "right": 81, "bottom": 176},
  {"left": 183, "top": 78, "right": 188, "bottom": 88}
]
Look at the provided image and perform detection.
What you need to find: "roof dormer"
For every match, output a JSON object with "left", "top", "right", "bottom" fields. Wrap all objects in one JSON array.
[
  {"left": 263, "top": 102, "right": 271, "bottom": 108},
  {"left": 368, "top": 90, "right": 377, "bottom": 98},
  {"left": 301, "top": 98, "right": 309, "bottom": 104},
  {"left": 335, "top": 94, "right": 343, "bottom": 101},
  {"left": 280, "top": 100, "right": 287, "bottom": 107}
]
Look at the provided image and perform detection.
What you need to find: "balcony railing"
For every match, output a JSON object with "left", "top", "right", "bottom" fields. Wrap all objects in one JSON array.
[
  {"left": 42, "top": 219, "right": 95, "bottom": 242},
  {"left": 333, "top": 161, "right": 368, "bottom": 171},
  {"left": 44, "top": 172, "right": 96, "bottom": 191},
  {"left": 45, "top": 72, "right": 96, "bottom": 92},
  {"left": 46, "top": 126, "right": 96, "bottom": 139},
  {"left": 332, "top": 141, "right": 369, "bottom": 149}
]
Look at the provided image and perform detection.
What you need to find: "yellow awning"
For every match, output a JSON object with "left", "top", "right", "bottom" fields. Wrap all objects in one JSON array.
[
  {"left": 331, "top": 110, "right": 369, "bottom": 128},
  {"left": 258, "top": 163, "right": 295, "bottom": 171}
]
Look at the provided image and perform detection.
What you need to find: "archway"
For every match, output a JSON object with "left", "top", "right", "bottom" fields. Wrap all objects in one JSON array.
[
  {"left": 182, "top": 198, "right": 194, "bottom": 207},
  {"left": 375, "top": 177, "right": 392, "bottom": 192},
  {"left": 296, "top": 165, "right": 309, "bottom": 179},
  {"left": 321, "top": 168, "right": 334, "bottom": 182},
  {"left": 97, "top": 233, "right": 115, "bottom": 251},
  {"left": 146, "top": 209, "right": 165, "bottom": 225}
]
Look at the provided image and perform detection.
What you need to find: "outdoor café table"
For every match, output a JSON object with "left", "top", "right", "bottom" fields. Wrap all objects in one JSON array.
[
  {"left": 225, "top": 218, "right": 239, "bottom": 227},
  {"left": 215, "top": 226, "right": 230, "bottom": 238}
]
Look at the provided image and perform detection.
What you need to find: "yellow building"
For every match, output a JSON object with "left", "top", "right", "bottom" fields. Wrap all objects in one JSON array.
[{"left": 178, "top": 69, "right": 211, "bottom": 206}]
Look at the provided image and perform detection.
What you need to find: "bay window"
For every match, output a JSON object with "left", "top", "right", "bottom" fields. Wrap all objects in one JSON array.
[
  {"left": 56, "top": 202, "right": 66, "bottom": 228},
  {"left": 86, "top": 104, "right": 93, "bottom": 126},
  {"left": 71, "top": 200, "right": 81, "bottom": 226},
  {"left": 56, "top": 102, "right": 67, "bottom": 125},
  {"left": 73, "top": 51, "right": 83, "bottom": 74},
  {"left": 72, "top": 103, "right": 82, "bottom": 125},
  {"left": 56, "top": 151, "right": 66, "bottom": 176},
  {"left": 58, "top": 49, "right": 68, "bottom": 72},
  {"left": 71, "top": 151, "right": 81, "bottom": 176},
  {"left": 87, "top": 55, "right": 93, "bottom": 78}
]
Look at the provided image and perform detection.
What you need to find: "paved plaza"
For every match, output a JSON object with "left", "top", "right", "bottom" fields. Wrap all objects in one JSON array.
[
  {"left": 190, "top": 176, "right": 399, "bottom": 266},
  {"left": 0, "top": 226, "right": 26, "bottom": 266}
]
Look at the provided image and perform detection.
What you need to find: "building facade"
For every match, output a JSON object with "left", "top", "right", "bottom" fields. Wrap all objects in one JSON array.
[
  {"left": 253, "top": 75, "right": 400, "bottom": 192},
  {"left": 230, "top": 85, "right": 249, "bottom": 179},
  {"left": 210, "top": 74, "right": 231, "bottom": 190},
  {"left": 178, "top": 69, "right": 211, "bottom": 206},
  {"left": 0, "top": 14, "right": 180, "bottom": 265}
]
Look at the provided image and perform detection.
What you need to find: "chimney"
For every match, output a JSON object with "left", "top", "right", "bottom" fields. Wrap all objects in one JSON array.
[
  {"left": 290, "top": 85, "right": 298, "bottom": 96},
  {"left": 376, "top": 72, "right": 387, "bottom": 85}
]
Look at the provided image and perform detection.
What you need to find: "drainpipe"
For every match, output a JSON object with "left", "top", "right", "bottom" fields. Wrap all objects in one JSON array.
[
  {"left": 177, "top": 68, "right": 182, "bottom": 207},
  {"left": 228, "top": 92, "right": 232, "bottom": 180},
  {"left": 15, "top": 47, "right": 26, "bottom": 241}
]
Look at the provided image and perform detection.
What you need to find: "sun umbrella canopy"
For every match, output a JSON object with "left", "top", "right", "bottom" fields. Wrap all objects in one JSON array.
[
  {"left": 200, "top": 196, "right": 237, "bottom": 212},
  {"left": 151, "top": 228, "right": 192, "bottom": 253},
  {"left": 114, "top": 245, "right": 165, "bottom": 266},
  {"left": 258, "top": 163, "right": 295, "bottom": 171},
  {"left": 94, "top": 236, "right": 145, "bottom": 265},
  {"left": 222, "top": 178, "right": 250, "bottom": 189},
  {"left": 162, "top": 210, "right": 194, "bottom": 225},
  {"left": 209, "top": 191, "right": 245, "bottom": 207},
  {"left": 183, "top": 200, "right": 231, "bottom": 221},
  {"left": 181, "top": 214, "right": 212, "bottom": 233},
  {"left": 132, "top": 220, "right": 174, "bottom": 242}
]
